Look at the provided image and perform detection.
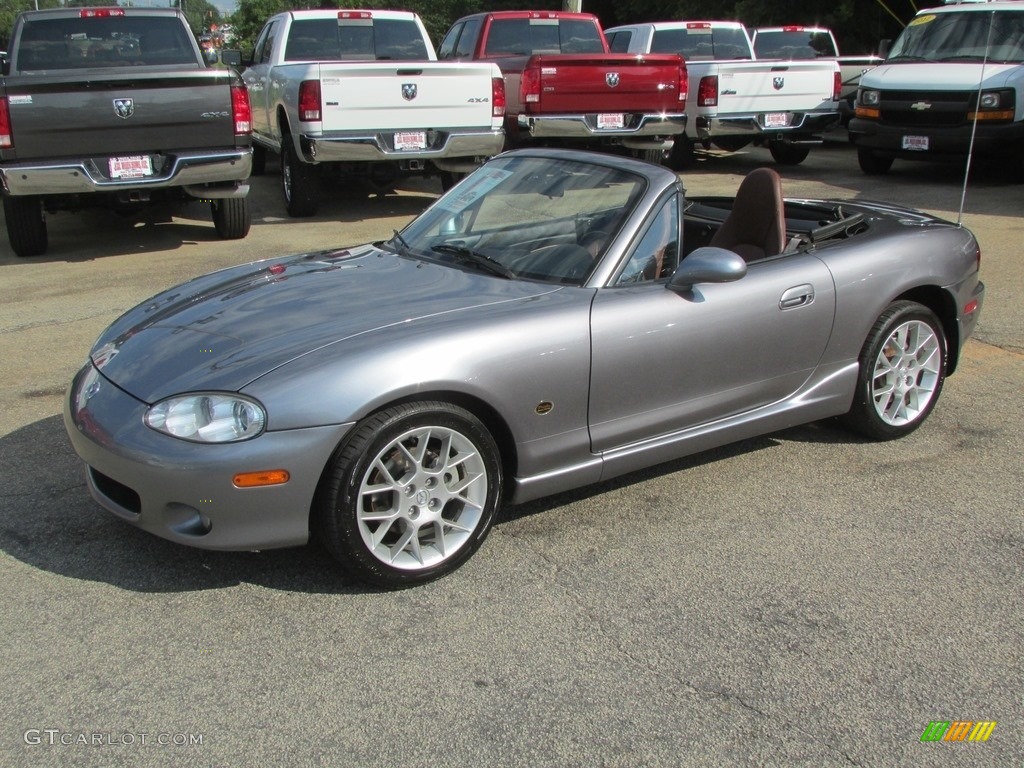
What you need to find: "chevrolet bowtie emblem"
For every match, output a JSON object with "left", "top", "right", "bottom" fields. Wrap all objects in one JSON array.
[{"left": 910, "top": 101, "right": 932, "bottom": 111}]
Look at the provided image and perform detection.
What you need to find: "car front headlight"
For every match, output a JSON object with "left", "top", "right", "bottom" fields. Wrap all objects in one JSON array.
[
  {"left": 859, "top": 89, "right": 880, "bottom": 107},
  {"left": 145, "top": 394, "right": 266, "bottom": 443}
]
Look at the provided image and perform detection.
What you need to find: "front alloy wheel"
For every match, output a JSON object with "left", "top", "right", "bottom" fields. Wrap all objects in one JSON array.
[
  {"left": 317, "top": 402, "right": 502, "bottom": 587},
  {"left": 843, "top": 301, "right": 946, "bottom": 440}
]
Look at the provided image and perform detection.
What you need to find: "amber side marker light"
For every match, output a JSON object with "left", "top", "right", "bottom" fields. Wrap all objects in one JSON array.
[{"left": 233, "top": 470, "right": 290, "bottom": 488}]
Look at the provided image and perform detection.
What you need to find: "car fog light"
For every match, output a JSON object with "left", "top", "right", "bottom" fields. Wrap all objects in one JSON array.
[{"left": 145, "top": 394, "right": 266, "bottom": 443}]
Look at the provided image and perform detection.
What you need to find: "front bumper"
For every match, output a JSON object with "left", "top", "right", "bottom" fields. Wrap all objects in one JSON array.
[
  {"left": 0, "top": 148, "right": 252, "bottom": 198},
  {"left": 302, "top": 127, "right": 505, "bottom": 165},
  {"left": 695, "top": 110, "right": 841, "bottom": 142},
  {"left": 848, "top": 118, "right": 1024, "bottom": 159},
  {"left": 516, "top": 112, "right": 687, "bottom": 146},
  {"left": 63, "top": 362, "right": 353, "bottom": 552}
]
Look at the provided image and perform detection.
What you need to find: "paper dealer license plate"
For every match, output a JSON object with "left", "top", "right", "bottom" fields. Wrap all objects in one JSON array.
[
  {"left": 902, "top": 135, "right": 929, "bottom": 151},
  {"left": 108, "top": 155, "right": 153, "bottom": 179},
  {"left": 395, "top": 131, "right": 427, "bottom": 151},
  {"left": 597, "top": 113, "right": 624, "bottom": 130},
  {"left": 763, "top": 112, "right": 790, "bottom": 128}
]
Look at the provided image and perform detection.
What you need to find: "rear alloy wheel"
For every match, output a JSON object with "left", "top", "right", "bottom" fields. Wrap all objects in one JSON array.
[
  {"left": 281, "top": 137, "right": 320, "bottom": 217},
  {"left": 3, "top": 196, "right": 48, "bottom": 257},
  {"left": 769, "top": 142, "right": 811, "bottom": 165},
  {"left": 842, "top": 301, "right": 946, "bottom": 440},
  {"left": 857, "top": 148, "right": 894, "bottom": 175},
  {"left": 317, "top": 402, "right": 503, "bottom": 588},
  {"left": 210, "top": 197, "right": 251, "bottom": 239}
]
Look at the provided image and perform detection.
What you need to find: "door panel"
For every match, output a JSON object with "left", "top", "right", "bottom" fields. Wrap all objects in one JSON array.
[{"left": 589, "top": 254, "right": 835, "bottom": 452}]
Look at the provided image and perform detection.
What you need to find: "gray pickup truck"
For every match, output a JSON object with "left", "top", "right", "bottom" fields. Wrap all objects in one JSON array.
[{"left": 0, "top": 7, "right": 252, "bottom": 257}]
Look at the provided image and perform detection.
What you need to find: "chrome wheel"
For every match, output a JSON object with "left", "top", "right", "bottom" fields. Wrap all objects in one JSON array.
[
  {"left": 870, "top": 319, "right": 942, "bottom": 426},
  {"left": 317, "top": 401, "right": 502, "bottom": 587},
  {"left": 842, "top": 301, "right": 946, "bottom": 440},
  {"left": 357, "top": 425, "right": 488, "bottom": 570}
]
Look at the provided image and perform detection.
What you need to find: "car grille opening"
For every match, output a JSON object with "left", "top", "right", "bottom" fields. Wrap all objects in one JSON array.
[{"left": 89, "top": 467, "right": 142, "bottom": 514}]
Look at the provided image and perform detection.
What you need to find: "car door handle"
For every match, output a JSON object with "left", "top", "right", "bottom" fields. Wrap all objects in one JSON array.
[{"left": 779, "top": 284, "right": 815, "bottom": 310}]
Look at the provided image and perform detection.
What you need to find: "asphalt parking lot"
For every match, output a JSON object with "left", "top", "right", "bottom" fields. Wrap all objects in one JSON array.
[{"left": 2, "top": 138, "right": 1021, "bottom": 767}]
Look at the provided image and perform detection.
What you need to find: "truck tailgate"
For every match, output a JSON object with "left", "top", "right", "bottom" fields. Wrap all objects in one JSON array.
[
  {"left": 715, "top": 61, "right": 836, "bottom": 114},
  {"left": 525, "top": 53, "right": 683, "bottom": 114},
  {"left": 3, "top": 71, "right": 240, "bottom": 160},
  {"left": 317, "top": 62, "right": 497, "bottom": 132}
]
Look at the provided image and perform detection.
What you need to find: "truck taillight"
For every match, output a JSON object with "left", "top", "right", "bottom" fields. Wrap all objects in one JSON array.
[
  {"left": 678, "top": 64, "right": 688, "bottom": 104},
  {"left": 520, "top": 68, "right": 541, "bottom": 105},
  {"left": 298, "top": 80, "right": 322, "bottom": 122},
  {"left": 697, "top": 75, "right": 717, "bottom": 108},
  {"left": 0, "top": 97, "right": 12, "bottom": 148},
  {"left": 231, "top": 85, "right": 251, "bottom": 136},
  {"left": 833, "top": 70, "right": 841, "bottom": 102},
  {"left": 492, "top": 77, "right": 506, "bottom": 117}
]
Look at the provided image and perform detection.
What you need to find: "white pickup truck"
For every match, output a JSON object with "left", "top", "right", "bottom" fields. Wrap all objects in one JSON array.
[
  {"left": 751, "top": 26, "right": 882, "bottom": 125},
  {"left": 605, "top": 20, "right": 841, "bottom": 166},
  {"left": 240, "top": 9, "right": 505, "bottom": 216}
]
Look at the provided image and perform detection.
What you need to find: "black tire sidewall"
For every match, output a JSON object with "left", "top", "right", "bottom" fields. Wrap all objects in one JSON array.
[{"left": 318, "top": 402, "right": 503, "bottom": 588}]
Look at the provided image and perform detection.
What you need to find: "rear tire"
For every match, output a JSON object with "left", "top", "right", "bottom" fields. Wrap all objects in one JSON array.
[
  {"left": 769, "top": 142, "right": 811, "bottom": 165},
  {"left": 841, "top": 301, "right": 946, "bottom": 440},
  {"left": 440, "top": 172, "right": 465, "bottom": 192},
  {"left": 210, "top": 197, "right": 251, "bottom": 239},
  {"left": 711, "top": 136, "right": 751, "bottom": 153},
  {"left": 857, "top": 148, "right": 894, "bottom": 175},
  {"left": 635, "top": 148, "right": 667, "bottom": 165},
  {"left": 282, "top": 137, "right": 320, "bottom": 217},
  {"left": 3, "top": 196, "right": 48, "bottom": 257}
]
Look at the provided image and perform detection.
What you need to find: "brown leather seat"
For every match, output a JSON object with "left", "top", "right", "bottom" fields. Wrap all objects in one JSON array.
[{"left": 709, "top": 167, "right": 786, "bottom": 262}]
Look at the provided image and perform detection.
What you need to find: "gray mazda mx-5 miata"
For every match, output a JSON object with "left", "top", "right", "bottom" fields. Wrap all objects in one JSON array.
[{"left": 65, "top": 148, "right": 985, "bottom": 587}]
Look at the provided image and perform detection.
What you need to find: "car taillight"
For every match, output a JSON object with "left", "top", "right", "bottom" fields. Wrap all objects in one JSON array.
[
  {"left": 698, "top": 75, "right": 717, "bottom": 108},
  {"left": 833, "top": 70, "right": 841, "bottom": 102},
  {"left": 0, "top": 97, "right": 12, "bottom": 148},
  {"left": 298, "top": 80, "right": 321, "bottom": 122},
  {"left": 521, "top": 67, "right": 540, "bottom": 105},
  {"left": 492, "top": 76, "right": 506, "bottom": 117},
  {"left": 231, "top": 84, "right": 251, "bottom": 135},
  {"left": 677, "top": 63, "right": 688, "bottom": 104},
  {"left": 80, "top": 7, "right": 124, "bottom": 17}
]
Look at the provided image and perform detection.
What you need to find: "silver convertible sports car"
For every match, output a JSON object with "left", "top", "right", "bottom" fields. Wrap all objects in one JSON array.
[{"left": 65, "top": 149, "right": 985, "bottom": 587}]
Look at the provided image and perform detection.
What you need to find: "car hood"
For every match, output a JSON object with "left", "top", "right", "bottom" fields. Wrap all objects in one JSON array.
[
  {"left": 864, "top": 61, "right": 1020, "bottom": 90},
  {"left": 91, "top": 244, "right": 561, "bottom": 403}
]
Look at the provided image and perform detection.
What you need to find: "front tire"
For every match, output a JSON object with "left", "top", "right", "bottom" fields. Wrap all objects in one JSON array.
[
  {"left": 769, "top": 142, "right": 811, "bottom": 165},
  {"left": 634, "top": 148, "right": 667, "bottom": 165},
  {"left": 857, "top": 148, "right": 894, "bottom": 175},
  {"left": 210, "top": 197, "right": 251, "bottom": 239},
  {"left": 281, "top": 137, "right": 320, "bottom": 217},
  {"left": 316, "top": 402, "right": 503, "bottom": 588},
  {"left": 842, "top": 301, "right": 946, "bottom": 440},
  {"left": 3, "top": 196, "right": 48, "bottom": 257}
]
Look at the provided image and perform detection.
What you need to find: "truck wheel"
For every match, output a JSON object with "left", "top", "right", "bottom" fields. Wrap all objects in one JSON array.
[
  {"left": 857, "top": 148, "right": 893, "bottom": 175},
  {"left": 210, "top": 197, "right": 251, "bottom": 239},
  {"left": 251, "top": 144, "right": 267, "bottom": 176},
  {"left": 440, "top": 172, "right": 465, "bottom": 192},
  {"left": 634, "top": 148, "right": 667, "bottom": 165},
  {"left": 282, "top": 138, "right": 320, "bottom": 217},
  {"left": 3, "top": 196, "right": 48, "bottom": 257},
  {"left": 668, "top": 137, "right": 694, "bottom": 169},
  {"left": 769, "top": 142, "right": 811, "bottom": 165}
]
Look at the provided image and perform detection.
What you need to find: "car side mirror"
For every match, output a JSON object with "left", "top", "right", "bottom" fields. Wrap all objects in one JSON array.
[
  {"left": 220, "top": 48, "right": 242, "bottom": 68},
  {"left": 878, "top": 39, "right": 891, "bottom": 58},
  {"left": 668, "top": 247, "right": 747, "bottom": 291}
]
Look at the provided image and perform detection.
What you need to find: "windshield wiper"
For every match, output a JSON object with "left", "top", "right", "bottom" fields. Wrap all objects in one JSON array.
[
  {"left": 431, "top": 244, "right": 516, "bottom": 279},
  {"left": 885, "top": 55, "right": 927, "bottom": 62}
]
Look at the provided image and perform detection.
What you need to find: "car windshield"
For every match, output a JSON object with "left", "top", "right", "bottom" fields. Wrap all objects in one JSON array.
[
  {"left": 389, "top": 155, "right": 647, "bottom": 285},
  {"left": 888, "top": 10, "right": 1024, "bottom": 63}
]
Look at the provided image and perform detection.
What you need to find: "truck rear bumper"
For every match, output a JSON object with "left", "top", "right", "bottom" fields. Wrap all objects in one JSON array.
[
  {"left": 303, "top": 128, "right": 505, "bottom": 164},
  {"left": 695, "top": 111, "right": 840, "bottom": 142},
  {"left": 516, "top": 113, "right": 687, "bottom": 143},
  {"left": 0, "top": 149, "right": 252, "bottom": 198},
  {"left": 848, "top": 118, "right": 1024, "bottom": 158}
]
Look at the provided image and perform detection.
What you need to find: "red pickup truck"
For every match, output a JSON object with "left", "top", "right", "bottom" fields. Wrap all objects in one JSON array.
[{"left": 437, "top": 10, "right": 687, "bottom": 163}]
